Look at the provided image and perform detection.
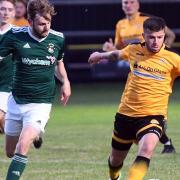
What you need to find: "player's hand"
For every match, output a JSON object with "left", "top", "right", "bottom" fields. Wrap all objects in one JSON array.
[
  {"left": 60, "top": 80, "right": 71, "bottom": 106},
  {"left": 88, "top": 52, "right": 102, "bottom": 65},
  {"left": 102, "top": 38, "right": 116, "bottom": 52}
]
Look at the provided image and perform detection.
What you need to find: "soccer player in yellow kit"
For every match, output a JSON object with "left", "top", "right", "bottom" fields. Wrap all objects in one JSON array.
[
  {"left": 103, "top": 0, "right": 175, "bottom": 50},
  {"left": 89, "top": 17, "right": 179, "bottom": 180},
  {"left": 11, "top": 0, "right": 29, "bottom": 26},
  {"left": 103, "top": 0, "right": 176, "bottom": 154}
]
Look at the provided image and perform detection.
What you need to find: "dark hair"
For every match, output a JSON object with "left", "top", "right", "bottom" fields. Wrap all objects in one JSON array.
[
  {"left": 0, "top": 0, "right": 15, "bottom": 5},
  {"left": 27, "top": 0, "right": 56, "bottom": 20},
  {"left": 143, "top": 17, "right": 166, "bottom": 32}
]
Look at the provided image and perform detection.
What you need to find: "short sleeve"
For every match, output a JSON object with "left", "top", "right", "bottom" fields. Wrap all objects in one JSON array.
[
  {"left": 120, "top": 45, "right": 130, "bottom": 61},
  {"left": 0, "top": 31, "right": 14, "bottom": 58},
  {"left": 57, "top": 37, "right": 65, "bottom": 61},
  {"left": 174, "top": 56, "right": 180, "bottom": 75}
]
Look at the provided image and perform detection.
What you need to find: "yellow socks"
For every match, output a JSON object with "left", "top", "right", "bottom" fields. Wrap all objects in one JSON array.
[
  {"left": 127, "top": 156, "right": 150, "bottom": 180},
  {"left": 108, "top": 158, "right": 123, "bottom": 180}
]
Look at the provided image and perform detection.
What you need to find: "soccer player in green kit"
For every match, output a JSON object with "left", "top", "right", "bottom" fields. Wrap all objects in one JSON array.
[
  {"left": 0, "top": 0, "right": 15, "bottom": 134},
  {"left": 0, "top": 0, "right": 71, "bottom": 179}
]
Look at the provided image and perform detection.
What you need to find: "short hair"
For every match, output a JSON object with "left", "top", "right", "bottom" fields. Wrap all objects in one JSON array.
[
  {"left": 15, "top": 0, "right": 27, "bottom": 6},
  {"left": 143, "top": 17, "right": 166, "bottom": 32},
  {"left": 27, "top": 0, "right": 56, "bottom": 20},
  {"left": 0, "top": 0, "right": 15, "bottom": 5}
]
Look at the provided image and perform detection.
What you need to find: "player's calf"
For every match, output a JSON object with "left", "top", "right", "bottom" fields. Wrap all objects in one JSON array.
[{"left": 0, "top": 111, "right": 5, "bottom": 134}]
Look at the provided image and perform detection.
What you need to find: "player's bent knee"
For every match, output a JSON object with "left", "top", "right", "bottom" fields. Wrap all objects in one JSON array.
[
  {"left": 110, "top": 147, "right": 129, "bottom": 166},
  {"left": 16, "top": 144, "right": 26, "bottom": 155},
  {"left": 16, "top": 139, "right": 30, "bottom": 155},
  {"left": 140, "top": 145, "right": 154, "bottom": 156}
]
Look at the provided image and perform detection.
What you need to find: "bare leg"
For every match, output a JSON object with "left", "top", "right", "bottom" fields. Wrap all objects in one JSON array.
[
  {"left": 127, "top": 133, "right": 159, "bottom": 180},
  {"left": 16, "top": 125, "right": 40, "bottom": 155},
  {"left": 5, "top": 135, "right": 19, "bottom": 158},
  {"left": 138, "top": 133, "right": 159, "bottom": 158},
  {"left": 109, "top": 147, "right": 129, "bottom": 180},
  {"left": 6, "top": 126, "right": 40, "bottom": 180},
  {"left": 0, "top": 110, "right": 5, "bottom": 134}
]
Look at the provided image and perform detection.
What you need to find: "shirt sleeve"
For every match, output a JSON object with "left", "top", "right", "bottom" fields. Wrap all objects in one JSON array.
[
  {"left": 0, "top": 31, "right": 14, "bottom": 59},
  {"left": 174, "top": 55, "right": 180, "bottom": 75},
  {"left": 119, "top": 45, "right": 130, "bottom": 61},
  {"left": 57, "top": 37, "right": 65, "bottom": 61}
]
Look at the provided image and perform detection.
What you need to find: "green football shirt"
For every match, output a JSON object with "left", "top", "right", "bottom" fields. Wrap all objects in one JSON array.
[
  {"left": 0, "top": 25, "right": 13, "bottom": 92},
  {"left": 0, "top": 26, "right": 65, "bottom": 104}
]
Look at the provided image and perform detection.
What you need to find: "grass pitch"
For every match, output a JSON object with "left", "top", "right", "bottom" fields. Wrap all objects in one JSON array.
[{"left": 0, "top": 82, "right": 180, "bottom": 180}]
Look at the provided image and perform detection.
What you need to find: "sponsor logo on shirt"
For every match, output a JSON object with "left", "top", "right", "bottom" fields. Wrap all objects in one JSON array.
[
  {"left": 134, "top": 62, "right": 166, "bottom": 75},
  {"left": 22, "top": 57, "right": 51, "bottom": 66},
  {"left": 21, "top": 55, "right": 57, "bottom": 66},
  {"left": 46, "top": 56, "right": 56, "bottom": 64}
]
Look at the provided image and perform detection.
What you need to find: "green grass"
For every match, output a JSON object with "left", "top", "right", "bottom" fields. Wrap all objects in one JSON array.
[{"left": 0, "top": 81, "right": 180, "bottom": 180}]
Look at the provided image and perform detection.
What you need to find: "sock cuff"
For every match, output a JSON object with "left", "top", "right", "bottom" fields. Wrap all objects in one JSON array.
[
  {"left": 135, "top": 156, "right": 150, "bottom": 167},
  {"left": 108, "top": 157, "right": 123, "bottom": 170},
  {"left": 15, "top": 153, "right": 27, "bottom": 158},
  {"left": 13, "top": 153, "right": 28, "bottom": 164}
]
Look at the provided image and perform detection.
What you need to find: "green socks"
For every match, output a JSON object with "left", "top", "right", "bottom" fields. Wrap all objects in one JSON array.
[{"left": 6, "top": 153, "right": 28, "bottom": 180}]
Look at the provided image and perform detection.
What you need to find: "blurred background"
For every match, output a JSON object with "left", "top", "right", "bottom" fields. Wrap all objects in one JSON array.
[{"left": 50, "top": 0, "right": 180, "bottom": 82}]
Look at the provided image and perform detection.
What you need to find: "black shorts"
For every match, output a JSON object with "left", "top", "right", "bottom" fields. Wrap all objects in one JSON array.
[{"left": 112, "top": 113, "right": 164, "bottom": 151}]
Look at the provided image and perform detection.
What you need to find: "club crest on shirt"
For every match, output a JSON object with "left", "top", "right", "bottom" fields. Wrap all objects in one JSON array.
[{"left": 47, "top": 43, "right": 55, "bottom": 53}]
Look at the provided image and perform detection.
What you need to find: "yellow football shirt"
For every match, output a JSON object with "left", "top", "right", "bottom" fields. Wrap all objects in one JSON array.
[
  {"left": 11, "top": 17, "right": 29, "bottom": 27},
  {"left": 115, "top": 12, "right": 149, "bottom": 49},
  {"left": 118, "top": 43, "right": 180, "bottom": 117}
]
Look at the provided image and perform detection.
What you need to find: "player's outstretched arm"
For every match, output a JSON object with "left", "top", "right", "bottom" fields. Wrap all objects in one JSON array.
[
  {"left": 88, "top": 50, "right": 121, "bottom": 65},
  {"left": 56, "top": 61, "right": 71, "bottom": 106}
]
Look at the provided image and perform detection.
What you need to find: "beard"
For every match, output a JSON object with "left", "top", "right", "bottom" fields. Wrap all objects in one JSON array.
[
  {"left": 146, "top": 43, "right": 163, "bottom": 53},
  {"left": 32, "top": 24, "right": 49, "bottom": 39}
]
